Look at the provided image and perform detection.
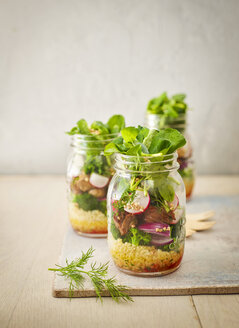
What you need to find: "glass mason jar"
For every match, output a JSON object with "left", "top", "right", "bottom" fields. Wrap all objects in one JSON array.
[
  {"left": 107, "top": 152, "right": 186, "bottom": 276},
  {"left": 145, "top": 113, "right": 195, "bottom": 200},
  {"left": 67, "top": 133, "right": 117, "bottom": 237}
]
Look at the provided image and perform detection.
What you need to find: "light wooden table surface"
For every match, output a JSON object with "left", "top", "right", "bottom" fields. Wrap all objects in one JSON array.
[{"left": 0, "top": 175, "right": 239, "bottom": 328}]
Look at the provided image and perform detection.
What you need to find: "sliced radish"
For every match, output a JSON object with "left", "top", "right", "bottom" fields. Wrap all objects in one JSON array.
[
  {"left": 89, "top": 173, "right": 109, "bottom": 188},
  {"left": 150, "top": 235, "right": 173, "bottom": 246},
  {"left": 168, "top": 194, "right": 179, "bottom": 211},
  {"left": 138, "top": 222, "right": 170, "bottom": 237},
  {"left": 124, "top": 190, "right": 150, "bottom": 214}
]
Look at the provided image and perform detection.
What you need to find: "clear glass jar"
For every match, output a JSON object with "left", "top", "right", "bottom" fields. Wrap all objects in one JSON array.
[
  {"left": 67, "top": 133, "right": 117, "bottom": 237},
  {"left": 107, "top": 152, "right": 186, "bottom": 276},
  {"left": 145, "top": 113, "right": 195, "bottom": 200}
]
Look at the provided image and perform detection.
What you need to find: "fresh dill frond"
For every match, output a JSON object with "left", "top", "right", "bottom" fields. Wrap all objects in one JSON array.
[{"left": 49, "top": 247, "right": 133, "bottom": 303}]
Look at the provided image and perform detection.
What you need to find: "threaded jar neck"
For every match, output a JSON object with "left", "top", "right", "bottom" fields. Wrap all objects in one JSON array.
[
  {"left": 71, "top": 133, "right": 119, "bottom": 152},
  {"left": 146, "top": 113, "right": 187, "bottom": 134},
  {"left": 114, "top": 152, "right": 179, "bottom": 174}
]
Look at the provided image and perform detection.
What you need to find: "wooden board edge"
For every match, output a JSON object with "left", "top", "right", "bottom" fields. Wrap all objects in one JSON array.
[{"left": 52, "top": 285, "right": 239, "bottom": 298}]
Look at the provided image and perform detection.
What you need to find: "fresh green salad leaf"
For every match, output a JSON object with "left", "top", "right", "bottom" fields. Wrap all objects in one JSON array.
[
  {"left": 121, "top": 127, "right": 138, "bottom": 143},
  {"left": 171, "top": 218, "right": 184, "bottom": 238},
  {"left": 147, "top": 91, "right": 189, "bottom": 117},
  {"left": 83, "top": 154, "right": 110, "bottom": 176},
  {"left": 73, "top": 193, "right": 102, "bottom": 212},
  {"left": 148, "top": 136, "right": 171, "bottom": 154},
  {"left": 66, "top": 114, "right": 125, "bottom": 136},
  {"left": 126, "top": 144, "right": 141, "bottom": 155},
  {"left": 147, "top": 92, "right": 168, "bottom": 114},
  {"left": 123, "top": 228, "right": 151, "bottom": 246},
  {"left": 99, "top": 199, "right": 107, "bottom": 215},
  {"left": 142, "top": 129, "right": 158, "bottom": 149},
  {"left": 157, "top": 129, "right": 186, "bottom": 153},
  {"left": 136, "top": 126, "right": 150, "bottom": 143},
  {"left": 107, "top": 115, "right": 125, "bottom": 133},
  {"left": 104, "top": 143, "right": 120, "bottom": 156},
  {"left": 67, "top": 126, "right": 79, "bottom": 135},
  {"left": 179, "top": 167, "right": 194, "bottom": 179},
  {"left": 111, "top": 220, "right": 122, "bottom": 240},
  {"left": 156, "top": 177, "right": 175, "bottom": 202},
  {"left": 172, "top": 93, "right": 186, "bottom": 102},
  {"left": 77, "top": 119, "right": 91, "bottom": 134},
  {"left": 104, "top": 126, "right": 186, "bottom": 157},
  {"left": 90, "top": 121, "right": 109, "bottom": 134}
]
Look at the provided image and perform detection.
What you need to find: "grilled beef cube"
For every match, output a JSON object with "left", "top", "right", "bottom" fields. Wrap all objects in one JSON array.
[
  {"left": 113, "top": 212, "right": 137, "bottom": 236},
  {"left": 71, "top": 173, "right": 92, "bottom": 193},
  {"left": 89, "top": 188, "right": 106, "bottom": 198},
  {"left": 143, "top": 205, "right": 175, "bottom": 225}
]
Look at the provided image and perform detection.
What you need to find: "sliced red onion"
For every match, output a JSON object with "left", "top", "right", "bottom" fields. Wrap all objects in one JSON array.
[
  {"left": 179, "top": 160, "right": 188, "bottom": 170},
  {"left": 138, "top": 223, "right": 170, "bottom": 237},
  {"left": 150, "top": 235, "right": 173, "bottom": 246}
]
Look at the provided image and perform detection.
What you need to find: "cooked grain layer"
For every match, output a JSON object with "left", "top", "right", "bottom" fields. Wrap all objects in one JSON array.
[
  {"left": 108, "top": 233, "right": 184, "bottom": 273},
  {"left": 69, "top": 203, "right": 107, "bottom": 233}
]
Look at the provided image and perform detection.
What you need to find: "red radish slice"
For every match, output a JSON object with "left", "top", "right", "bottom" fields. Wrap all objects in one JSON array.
[
  {"left": 89, "top": 173, "right": 109, "bottom": 188},
  {"left": 138, "top": 223, "right": 170, "bottom": 237},
  {"left": 169, "top": 194, "right": 179, "bottom": 211},
  {"left": 150, "top": 235, "right": 173, "bottom": 246},
  {"left": 124, "top": 190, "right": 150, "bottom": 214}
]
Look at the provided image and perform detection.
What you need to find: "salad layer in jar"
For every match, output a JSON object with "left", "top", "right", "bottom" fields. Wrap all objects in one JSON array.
[
  {"left": 145, "top": 92, "right": 195, "bottom": 200},
  {"left": 105, "top": 126, "right": 186, "bottom": 275},
  {"left": 67, "top": 115, "right": 125, "bottom": 237}
]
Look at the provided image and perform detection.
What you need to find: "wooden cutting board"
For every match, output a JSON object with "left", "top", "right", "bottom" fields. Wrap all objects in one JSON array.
[{"left": 53, "top": 195, "right": 239, "bottom": 297}]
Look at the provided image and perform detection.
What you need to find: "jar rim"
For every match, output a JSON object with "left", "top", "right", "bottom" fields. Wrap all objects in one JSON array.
[
  {"left": 146, "top": 112, "right": 188, "bottom": 132},
  {"left": 72, "top": 132, "right": 119, "bottom": 140},
  {"left": 114, "top": 151, "right": 177, "bottom": 161},
  {"left": 71, "top": 132, "right": 119, "bottom": 150},
  {"left": 114, "top": 152, "right": 179, "bottom": 173}
]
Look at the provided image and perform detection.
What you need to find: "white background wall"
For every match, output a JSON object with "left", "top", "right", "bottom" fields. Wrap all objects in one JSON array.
[{"left": 0, "top": 0, "right": 239, "bottom": 174}]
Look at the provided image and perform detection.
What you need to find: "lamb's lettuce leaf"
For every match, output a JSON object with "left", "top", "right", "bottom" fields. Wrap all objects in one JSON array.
[{"left": 107, "top": 115, "right": 125, "bottom": 133}]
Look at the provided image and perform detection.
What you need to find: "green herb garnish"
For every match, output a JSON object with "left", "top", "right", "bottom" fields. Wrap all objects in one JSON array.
[
  {"left": 147, "top": 92, "right": 189, "bottom": 130},
  {"left": 123, "top": 228, "right": 151, "bottom": 246},
  {"left": 67, "top": 115, "right": 125, "bottom": 176},
  {"left": 147, "top": 92, "right": 188, "bottom": 116},
  {"left": 73, "top": 193, "right": 103, "bottom": 212},
  {"left": 83, "top": 155, "right": 110, "bottom": 176},
  {"left": 49, "top": 247, "right": 133, "bottom": 302},
  {"left": 104, "top": 126, "right": 186, "bottom": 157},
  {"left": 179, "top": 167, "right": 194, "bottom": 179},
  {"left": 67, "top": 115, "right": 125, "bottom": 136}
]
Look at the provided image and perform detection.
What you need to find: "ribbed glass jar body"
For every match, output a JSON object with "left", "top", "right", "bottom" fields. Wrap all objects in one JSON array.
[
  {"left": 145, "top": 113, "right": 195, "bottom": 200},
  {"left": 67, "top": 134, "right": 117, "bottom": 237},
  {"left": 107, "top": 153, "right": 186, "bottom": 276}
]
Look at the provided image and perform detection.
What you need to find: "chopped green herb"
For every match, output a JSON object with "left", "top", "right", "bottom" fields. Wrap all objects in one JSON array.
[
  {"left": 122, "top": 228, "right": 152, "bottom": 246},
  {"left": 73, "top": 193, "right": 102, "bottom": 212},
  {"left": 49, "top": 247, "right": 133, "bottom": 302}
]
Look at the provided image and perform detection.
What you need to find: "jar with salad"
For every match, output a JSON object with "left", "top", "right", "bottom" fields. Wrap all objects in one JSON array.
[
  {"left": 105, "top": 126, "right": 186, "bottom": 276},
  {"left": 145, "top": 92, "right": 195, "bottom": 200},
  {"left": 66, "top": 115, "right": 125, "bottom": 237}
]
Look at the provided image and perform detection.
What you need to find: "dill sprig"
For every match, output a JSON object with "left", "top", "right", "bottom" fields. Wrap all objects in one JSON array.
[{"left": 49, "top": 247, "right": 133, "bottom": 303}]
